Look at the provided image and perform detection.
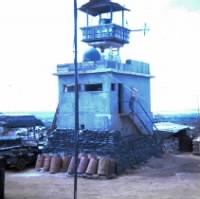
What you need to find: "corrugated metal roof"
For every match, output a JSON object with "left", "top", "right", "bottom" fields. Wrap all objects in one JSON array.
[
  {"left": 79, "top": 0, "right": 129, "bottom": 16},
  {"left": 154, "top": 122, "right": 194, "bottom": 134},
  {"left": 0, "top": 115, "right": 44, "bottom": 128}
]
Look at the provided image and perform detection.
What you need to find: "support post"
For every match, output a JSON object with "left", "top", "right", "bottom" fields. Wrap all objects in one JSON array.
[{"left": 73, "top": 0, "right": 79, "bottom": 199}]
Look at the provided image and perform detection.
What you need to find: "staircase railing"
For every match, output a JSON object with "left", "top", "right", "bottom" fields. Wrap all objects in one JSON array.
[
  {"left": 136, "top": 99, "right": 158, "bottom": 131},
  {"left": 129, "top": 98, "right": 157, "bottom": 135},
  {"left": 133, "top": 112, "right": 152, "bottom": 135}
]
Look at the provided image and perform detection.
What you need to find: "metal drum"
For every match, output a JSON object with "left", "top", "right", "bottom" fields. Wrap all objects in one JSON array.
[
  {"left": 77, "top": 156, "right": 89, "bottom": 174},
  {"left": 49, "top": 155, "right": 61, "bottom": 174},
  {"left": 35, "top": 154, "right": 45, "bottom": 171},
  {"left": 86, "top": 157, "right": 98, "bottom": 175},
  {"left": 43, "top": 154, "right": 52, "bottom": 172},
  {"left": 60, "top": 155, "right": 71, "bottom": 172},
  {"left": 97, "top": 157, "right": 110, "bottom": 176}
]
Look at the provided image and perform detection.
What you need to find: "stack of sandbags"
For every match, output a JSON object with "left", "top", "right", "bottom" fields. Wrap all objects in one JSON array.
[
  {"left": 35, "top": 154, "right": 45, "bottom": 171},
  {"left": 49, "top": 155, "right": 62, "bottom": 174},
  {"left": 42, "top": 154, "right": 52, "bottom": 172},
  {"left": 85, "top": 154, "right": 98, "bottom": 176},
  {"left": 35, "top": 153, "right": 71, "bottom": 173},
  {"left": 46, "top": 129, "right": 121, "bottom": 155},
  {"left": 60, "top": 154, "right": 71, "bottom": 172},
  {"left": 96, "top": 156, "right": 116, "bottom": 178},
  {"left": 77, "top": 154, "right": 89, "bottom": 175}
]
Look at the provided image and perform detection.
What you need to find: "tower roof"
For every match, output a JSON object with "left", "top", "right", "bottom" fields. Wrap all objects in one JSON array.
[{"left": 79, "top": 0, "right": 129, "bottom": 16}]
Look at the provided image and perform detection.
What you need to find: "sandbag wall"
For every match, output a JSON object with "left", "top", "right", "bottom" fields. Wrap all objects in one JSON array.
[
  {"left": 44, "top": 129, "right": 120, "bottom": 156},
  {"left": 42, "top": 129, "right": 162, "bottom": 173}
]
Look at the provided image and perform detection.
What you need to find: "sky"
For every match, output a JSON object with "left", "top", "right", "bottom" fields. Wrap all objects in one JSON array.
[{"left": 0, "top": 0, "right": 199, "bottom": 113}]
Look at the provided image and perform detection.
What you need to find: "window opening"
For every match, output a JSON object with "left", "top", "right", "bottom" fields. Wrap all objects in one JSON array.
[
  {"left": 85, "top": 83, "right": 102, "bottom": 91},
  {"left": 63, "top": 84, "right": 80, "bottom": 92},
  {"left": 111, "top": 83, "right": 116, "bottom": 91}
]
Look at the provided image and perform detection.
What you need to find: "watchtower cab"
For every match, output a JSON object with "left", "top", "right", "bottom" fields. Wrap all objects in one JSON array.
[
  {"left": 55, "top": 0, "right": 153, "bottom": 136},
  {"left": 79, "top": 0, "right": 130, "bottom": 52}
]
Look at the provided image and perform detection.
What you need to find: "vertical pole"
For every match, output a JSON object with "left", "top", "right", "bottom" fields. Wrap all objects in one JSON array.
[
  {"left": 99, "top": 14, "right": 101, "bottom": 24},
  {"left": 197, "top": 95, "right": 200, "bottom": 118},
  {"left": 73, "top": 0, "right": 79, "bottom": 199},
  {"left": 87, "top": 12, "right": 89, "bottom": 26},
  {"left": 122, "top": 10, "right": 124, "bottom": 27},
  {"left": 110, "top": 6, "right": 113, "bottom": 23},
  {"left": 122, "top": 10, "right": 124, "bottom": 41}
]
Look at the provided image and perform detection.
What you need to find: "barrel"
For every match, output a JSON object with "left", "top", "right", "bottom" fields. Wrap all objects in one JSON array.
[
  {"left": 43, "top": 154, "right": 52, "bottom": 172},
  {"left": 77, "top": 156, "right": 89, "bottom": 174},
  {"left": 86, "top": 158, "right": 98, "bottom": 175},
  {"left": 0, "top": 156, "right": 5, "bottom": 199},
  {"left": 97, "top": 157, "right": 110, "bottom": 176},
  {"left": 49, "top": 155, "right": 61, "bottom": 174},
  {"left": 60, "top": 155, "right": 71, "bottom": 172},
  {"left": 35, "top": 154, "right": 45, "bottom": 171}
]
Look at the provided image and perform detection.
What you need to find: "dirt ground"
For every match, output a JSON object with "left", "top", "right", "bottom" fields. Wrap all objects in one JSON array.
[{"left": 4, "top": 153, "right": 200, "bottom": 199}]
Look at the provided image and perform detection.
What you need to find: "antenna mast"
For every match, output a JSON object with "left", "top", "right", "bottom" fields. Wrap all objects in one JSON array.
[{"left": 73, "top": 0, "right": 79, "bottom": 199}]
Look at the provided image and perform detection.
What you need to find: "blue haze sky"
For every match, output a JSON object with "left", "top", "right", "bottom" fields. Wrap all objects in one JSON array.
[{"left": 0, "top": 0, "right": 199, "bottom": 113}]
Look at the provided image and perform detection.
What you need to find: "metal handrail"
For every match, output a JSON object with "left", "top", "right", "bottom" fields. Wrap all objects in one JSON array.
[
  {"left": 134, "top": 112, "right": 152, "bottom": 135},
  {"left": 135, "top": 99, "right": 158, "bottom": 131}
]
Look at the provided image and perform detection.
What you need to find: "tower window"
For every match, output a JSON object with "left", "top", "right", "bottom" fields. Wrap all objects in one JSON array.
[
  {"left": 67, "top": 85, "right": 75, "bottom": 92},
  {"left": 85, "top": 84, "right": 102, "bottom": 91},
  {"left": 63, "top": 85, "right": 68, "bottom": 92},
  {"left": 63, "top": 84, "right": 80, "bottom": 92},
  {"left": 111, "top": 83, "right": 116, "bottom": 91}
]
